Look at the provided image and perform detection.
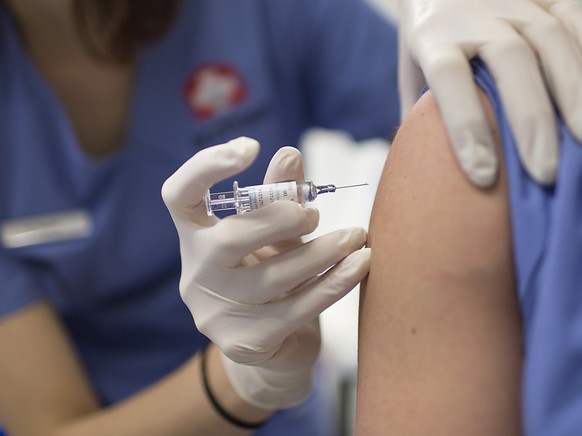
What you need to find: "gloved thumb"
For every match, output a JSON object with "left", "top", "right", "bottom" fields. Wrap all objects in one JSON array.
[
  {"left": 263, "top": 146, "right": 305, "bottom": 184},
  {"left": 258, "top": 146, "right": 315, "bottom": 255}
]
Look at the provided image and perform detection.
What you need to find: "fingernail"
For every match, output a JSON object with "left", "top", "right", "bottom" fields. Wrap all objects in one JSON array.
[
  {"left": 456, "top": 140, "right": 498, "bottom": 187},
  {"left": 453, "top": 127, "right": 498, "bottom": 187},
  {"left": 526, "top": 121, "right": 558, "bottom": 185},
  {"left": 343, "top": 247, "right": 371, "bottom": 270},
  {"left": 303, "top": 207, "right": 320, "bottom": 231},
  {"left": 470, "top": 141, "right": 498, "bottom": 187},
  {"left": 333, "top": 227, "right": 367, "bottom": 246}
]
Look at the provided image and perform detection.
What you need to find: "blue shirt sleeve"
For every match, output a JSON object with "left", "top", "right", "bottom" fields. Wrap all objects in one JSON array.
[
  {"left": 0, "top": 254, "right": 45, "bottom": 316},
  {"left": 473, "top": 60, "right": 582, "bottom": 436}
]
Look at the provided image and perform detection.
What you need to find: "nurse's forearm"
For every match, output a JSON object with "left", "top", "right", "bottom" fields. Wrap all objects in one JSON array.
[
  {"left": 0, "top": 302, "right": 271, "bottom": 436},
  {"left": 53, "top": 345, "right": 272, "bottom": 436}
]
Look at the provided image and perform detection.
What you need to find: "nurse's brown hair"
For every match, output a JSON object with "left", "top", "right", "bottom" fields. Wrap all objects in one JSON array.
[{"left": 74, "top": 0, "right": 181, "bottom": 63}]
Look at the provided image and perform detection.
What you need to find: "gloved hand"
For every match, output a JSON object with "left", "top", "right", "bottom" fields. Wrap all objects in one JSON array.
[
  {"left": 162, "top": 136, "right": 370, "bottom": 409},
  {"left": 399, "top": 0, "right": 582, "bottom": 186}
]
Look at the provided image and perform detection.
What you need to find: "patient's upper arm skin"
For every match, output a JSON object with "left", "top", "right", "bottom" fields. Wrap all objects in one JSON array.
[{"left": 356, "top": 90, "right": 523, "bottom": 435}]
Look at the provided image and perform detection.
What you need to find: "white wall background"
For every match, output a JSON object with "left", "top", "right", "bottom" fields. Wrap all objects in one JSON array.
[
  {"left": 366, "top": 0, "right": 400, "bottom": 20},
  {"left": 300, "top": 130, "right": 389, "bottom": 435},
  {"left": 298, "top": 2, "right": 399, "bottom": 434}
]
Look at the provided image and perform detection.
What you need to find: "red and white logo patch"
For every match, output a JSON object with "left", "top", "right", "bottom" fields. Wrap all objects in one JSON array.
[{"left": 184, "top": 64, "right": 248, "bottom": 120}]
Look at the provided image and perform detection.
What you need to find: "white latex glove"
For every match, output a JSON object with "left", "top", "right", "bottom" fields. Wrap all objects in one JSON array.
[
  {"left": 399, "top": 0, "right": 582, "bottom": 186},
  {"left": 162, "top": 136, "right": 370, "bottom": 409}
]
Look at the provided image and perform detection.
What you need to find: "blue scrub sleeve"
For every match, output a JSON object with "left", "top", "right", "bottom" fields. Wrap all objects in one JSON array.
[
  {"left": 0, "top": 254, "right": 46, "bottom": 316},
  {"left": 473, "top": 59, "right": 582, "bottom": 436}
]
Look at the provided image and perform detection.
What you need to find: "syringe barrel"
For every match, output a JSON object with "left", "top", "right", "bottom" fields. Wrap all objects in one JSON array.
[
  {"left": 235, "top": 180, "right": 317, "bottom": 214},
  {"left": 205, "top": 181, "right": 318, "bottom": 215}
]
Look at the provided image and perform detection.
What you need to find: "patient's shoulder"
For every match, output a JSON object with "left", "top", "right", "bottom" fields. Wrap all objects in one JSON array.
[{"left": 369, "top": 88, "right": 506, "bottom": 267}]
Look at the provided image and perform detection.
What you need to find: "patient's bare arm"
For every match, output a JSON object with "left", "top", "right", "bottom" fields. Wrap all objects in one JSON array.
[{"left": 356, "top": 90, "right": 523, "bottom": 435}]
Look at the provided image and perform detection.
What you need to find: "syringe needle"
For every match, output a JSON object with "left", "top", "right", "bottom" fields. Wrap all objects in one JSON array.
[
  {"left": 334, "top": 183, "right": 369, "bottom": 190},
  {"left": 315, "top": 182, "right": 368, "bottom": 195}
]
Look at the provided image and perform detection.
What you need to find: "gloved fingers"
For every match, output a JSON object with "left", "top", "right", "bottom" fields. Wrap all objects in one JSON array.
[
  {"left": 220, "top": 227, "right": 367, "bottom": 304},
  {"left": 260, "top": 320, "right": 321, "bottom": 370},
  {"left": 535, "top": 0, "right": 582, "bottom": 46},
  {"left": 250, "top": 238, "right": 306, "bottom": 263},
  {"left": 204, "top": 248, "right": 369, "bottom": 361},
  {"left": 161, "top": 136, "right": 259, "bottom": 224},
  {"left": 480, "top": 28, "right": 559, "bottom": 185},
  {"left": 518, "top": 1, "right": 582, "bottom": 145},
  {"left": 207, "top": 201, "right": 319, "bottom": 267},
  {"left": 263, "top": 146, "right": 305, "bottom": 184},
  {"left": 397, "top": 0, "right": 438, "bottom": 116},
  {"left": 262, "top": 247, "right": 371, "bottom": 342},
  {"left": 418, "top": 44, "right": 499, "bottom": 187},
  {"left": 398, "top": 33, "right": 428, "bottom": 120}
]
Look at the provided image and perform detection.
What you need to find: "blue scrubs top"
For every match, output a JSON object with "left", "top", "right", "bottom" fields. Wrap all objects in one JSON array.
[
  {"left": 474, "top": 61, "right": 582, "bottom": 435},
  {"left": 0, "top": 0, "right": 399, "bottom": 434}
]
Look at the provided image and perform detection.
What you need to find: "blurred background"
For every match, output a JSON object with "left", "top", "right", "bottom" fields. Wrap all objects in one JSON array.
[{"left": 299, "top": 1, "right": 400, "bottom": 434}]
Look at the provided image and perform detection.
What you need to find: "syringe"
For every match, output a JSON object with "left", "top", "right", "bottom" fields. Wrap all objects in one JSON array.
[{"left": 205, "top": 180, "right": 368, "bottom": 215}]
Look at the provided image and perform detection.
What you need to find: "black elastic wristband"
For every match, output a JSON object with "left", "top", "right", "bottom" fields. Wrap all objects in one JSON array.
[{"left": 200, "top": 345, "right": 269, "bottom": 430}]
